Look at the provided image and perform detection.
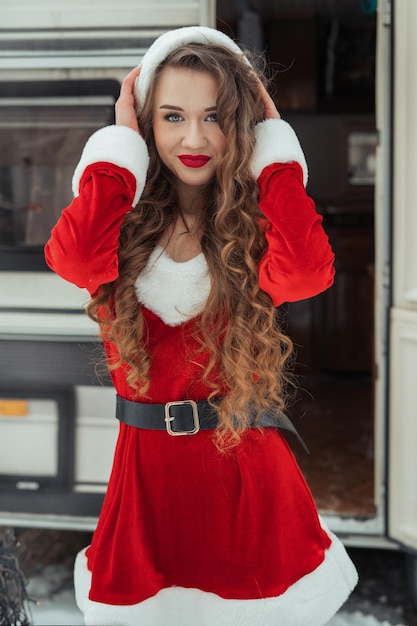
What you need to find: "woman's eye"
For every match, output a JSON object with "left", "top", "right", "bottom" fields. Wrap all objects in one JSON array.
[
  {"left": 206, "top": 113, "right": 218, "bottom": 123},
  {"left": 165, "top": 113, "right": 183, "bottom": 122}
]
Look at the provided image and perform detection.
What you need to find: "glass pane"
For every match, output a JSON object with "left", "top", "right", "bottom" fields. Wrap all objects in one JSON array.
[{"left": 0, "top": 97, "right": 113, "bottom": 246}]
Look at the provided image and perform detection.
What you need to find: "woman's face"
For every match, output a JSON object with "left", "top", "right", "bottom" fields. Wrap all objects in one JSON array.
[{"left": 152, "top": 66, "right": 227, "bottom": 195}]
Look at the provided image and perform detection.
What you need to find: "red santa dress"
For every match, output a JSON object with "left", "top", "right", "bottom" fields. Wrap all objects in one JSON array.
[{"left": 45, "top": 119, "right": 358, "bottom": 626}]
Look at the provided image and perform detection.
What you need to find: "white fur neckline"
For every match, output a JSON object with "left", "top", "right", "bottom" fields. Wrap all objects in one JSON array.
[{"left": 135, "top": 246, "right": 211, "bottom": 326}]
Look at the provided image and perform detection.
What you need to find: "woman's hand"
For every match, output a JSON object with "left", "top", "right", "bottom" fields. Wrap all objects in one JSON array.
[
  {"left": 115, "top": 66, "right": 142, "bottom": 133},
  {"left": 258, "top": 81, "right": 281, "bottom": 120}
]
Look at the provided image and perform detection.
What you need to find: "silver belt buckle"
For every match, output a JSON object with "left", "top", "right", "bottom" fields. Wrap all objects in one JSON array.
[{"left": 165, "top": 400, "right": 200, "bottom": 436}]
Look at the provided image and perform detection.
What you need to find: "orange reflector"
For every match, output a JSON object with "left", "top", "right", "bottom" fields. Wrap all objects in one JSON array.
[{"left": 0, "top": 399, "right": 29, "bottom": 417}]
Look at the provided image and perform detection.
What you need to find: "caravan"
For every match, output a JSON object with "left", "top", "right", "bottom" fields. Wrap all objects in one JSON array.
[{"left": 0, "top": 0, "right": 416, "bottom": 599}]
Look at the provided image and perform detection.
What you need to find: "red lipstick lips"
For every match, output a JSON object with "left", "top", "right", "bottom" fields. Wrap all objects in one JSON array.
[{"left": 178, "top": 155, "right": 211, "bottom": 168}]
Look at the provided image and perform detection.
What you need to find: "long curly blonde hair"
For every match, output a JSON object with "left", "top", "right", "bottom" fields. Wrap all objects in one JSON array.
[{"left": 87, "top": 42, "right": 294, "bottom": 443}]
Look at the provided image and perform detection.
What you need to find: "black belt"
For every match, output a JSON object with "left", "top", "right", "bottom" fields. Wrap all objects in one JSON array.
[{"left": 116, "top": 395, "right": 309, "bottom": 453}]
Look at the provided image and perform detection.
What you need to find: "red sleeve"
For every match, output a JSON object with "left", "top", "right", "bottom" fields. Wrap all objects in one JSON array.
[
  {"left": 257, "top": 162, "right": 335, "bottom": 306},
  {"left": 44, "top": 162, "right": 136, "bottom": 295}
]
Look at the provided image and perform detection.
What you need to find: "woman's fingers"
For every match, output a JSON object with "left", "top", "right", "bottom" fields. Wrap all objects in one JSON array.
[
  {"left": 115, "top": 66, "right": 142, "bottom": 132},
  {"left": 258, "top": 81, "right": 281, "bottom": 120}
]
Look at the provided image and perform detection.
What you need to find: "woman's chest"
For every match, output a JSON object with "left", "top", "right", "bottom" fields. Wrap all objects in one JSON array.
[{"left": 135, "top": 246, "right": 211, "bottom": 327}]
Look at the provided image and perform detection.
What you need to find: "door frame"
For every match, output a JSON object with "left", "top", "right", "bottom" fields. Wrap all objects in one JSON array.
[{"left": 387, "top": 0, "right": 417, "bottom": 552}]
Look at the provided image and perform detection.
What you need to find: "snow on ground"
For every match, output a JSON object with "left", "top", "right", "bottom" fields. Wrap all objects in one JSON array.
[
  {"left": 29, "top": 595, "right": 407, "bottom": 626},
  {"left": 26, "top": 564, "right": 406, "bottom": 626},
  {"left": 30, "top": 589, "right": 84, "bottom": 626}
]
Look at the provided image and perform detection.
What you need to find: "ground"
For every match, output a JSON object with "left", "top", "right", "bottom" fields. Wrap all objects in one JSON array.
[{"left": 1, "top": 528, "right": 417, "bottom": 625}]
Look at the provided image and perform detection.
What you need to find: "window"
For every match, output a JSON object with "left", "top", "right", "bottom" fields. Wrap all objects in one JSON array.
[{"left": 0, "top": 81, "right": 117, "bottom": 269}]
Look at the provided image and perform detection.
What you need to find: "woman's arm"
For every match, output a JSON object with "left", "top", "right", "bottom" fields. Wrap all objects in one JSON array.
[
  {"left": 44, "top": 159, "right": 141, "bottom": 294},
  {"left": 257, "top": 159, "right": 335, "bottom": 307},
  {"left": 250, "top": 91, "right": 334, "bottom": 306},
  {"left": 44, "top": 67, "right": 149, "bottom": 295}
]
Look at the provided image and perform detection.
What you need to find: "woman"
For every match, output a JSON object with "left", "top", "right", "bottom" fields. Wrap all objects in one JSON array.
[{"left": 45, "top": 26, "right": 357, "bottom": 626}]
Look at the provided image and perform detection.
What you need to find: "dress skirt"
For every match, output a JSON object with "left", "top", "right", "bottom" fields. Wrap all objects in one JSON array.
[{"left": 74, "top": 423, "right": 358, "bottom": 626}]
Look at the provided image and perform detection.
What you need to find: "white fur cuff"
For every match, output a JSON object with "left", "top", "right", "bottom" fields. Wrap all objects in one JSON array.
[
  {"left": 72, "top": 125, "right": 150, "bottom": 206},
  {"left": 250, "top": 119, "right": 308, "bottom": 186}
]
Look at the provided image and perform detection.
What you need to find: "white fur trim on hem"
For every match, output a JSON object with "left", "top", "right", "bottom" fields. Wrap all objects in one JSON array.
[
  {"left": 135, "top": 26, "right": 251, "bottom": 108},
  {"left": 72, "top": 125, "right": 150, "bottom": 206},
  {"left": 74, "top": 530, "right": 358, "bottom": 626},
  {"left": 250, "top": 118, "right": 309, "bottom": 186}
]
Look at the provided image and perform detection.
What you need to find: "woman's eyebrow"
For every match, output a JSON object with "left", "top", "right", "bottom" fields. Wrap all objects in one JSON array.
[
  {"left": 159, "top": 104, "right": 183, "bottom": 110},
  {"left": 159, "top": 104, "right": 217, "bottom": 111}
]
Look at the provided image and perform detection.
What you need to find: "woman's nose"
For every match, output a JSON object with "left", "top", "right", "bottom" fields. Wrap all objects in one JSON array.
[{"left": 182, "top": 122, "right": 206, "bottom": 149}]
